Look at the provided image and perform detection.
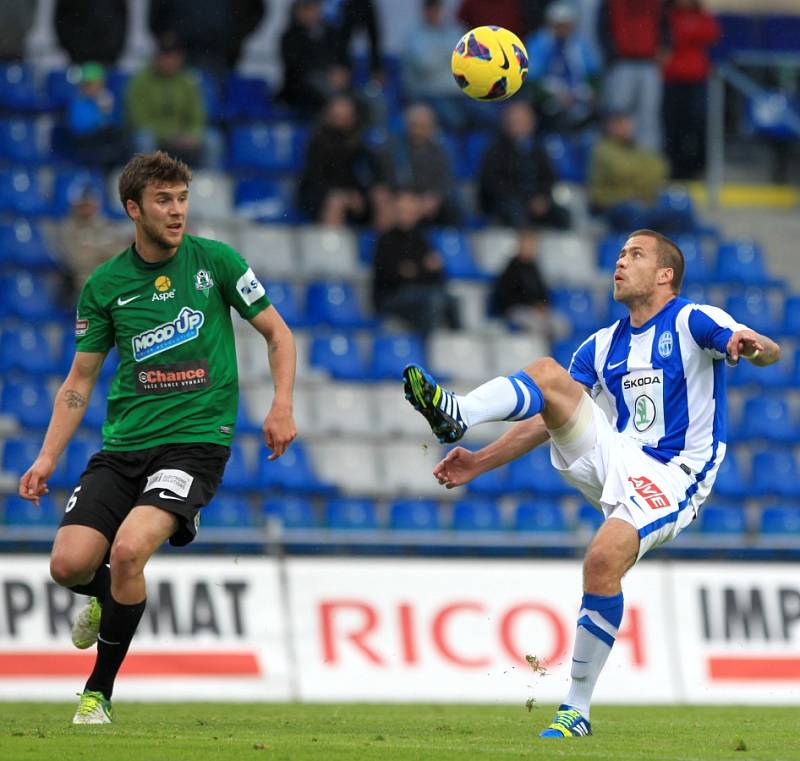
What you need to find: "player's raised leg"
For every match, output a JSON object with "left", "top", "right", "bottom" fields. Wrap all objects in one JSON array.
[{"left": 403, "top": 357, "right": 585, "bottom": 443}]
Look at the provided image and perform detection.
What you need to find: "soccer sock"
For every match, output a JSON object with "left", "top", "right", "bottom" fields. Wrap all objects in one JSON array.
[
  {"left": 564, "top": 592, "right": 624, "bottom": 720},
  {"left": 85, "top": 595, "right": 146, "bottom": 700},
  {"left": 69, "top": 563, "right": 110, "bottom": 604},
  {"left": 455, "top": 371, "right": 544, "bottom": 427}
]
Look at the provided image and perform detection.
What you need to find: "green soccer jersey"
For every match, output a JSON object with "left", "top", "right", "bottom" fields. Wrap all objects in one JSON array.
[{"left": 75, "top": 234, "right": 271, "bottom": 451}]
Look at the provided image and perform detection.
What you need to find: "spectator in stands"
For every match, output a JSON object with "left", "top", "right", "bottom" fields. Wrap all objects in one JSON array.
[
  {"left": 662, "top": 0, "right": 719, "bottom": 179},
  {"left": 525, "top": 2, "right": 602, "bottom": 133},
  {"left": 126, "top": 35, "right": 222, "bottom": 169},
  {"left": 297, "top": 94, "right": 388, "bottom": 226},
  {"left": 479, "top": 101, "right": 571, "bottom": 229},
  {"left": 59, "top": 184, "right": 129, "bottom": 300},
  {"left": 401, "top": 0, "right": 484, "bottom": 134},
  {"left": 388, "top": 103, "right": 460, "bottom": 226},
  {"left": 372, "top": 189, "right": 460, "bottom": 337},
  {"left": 328, "top": 0, "right": 384, "bottom": 81},
  {"left": 148, "top": 0, "right": 266, "bottom": 81},
  {"left": 589, "top": 111, "right": 692, "bottom": 232},
  {"left": 457, "top": 0, "right": 527, "bottom": 39},
  {"left": 598, "top": 0, "right": 669, "bottom": 151},
  {"left": 66, "top": 62, "right": 128, "bottom": 169},
  {"left": 278, "top": 0, "right": 349, "bottom": 118},
  {"left": 55, "top": 0, "right": 128, "bottom": 66},
  {"left": 0, "top": 1, "right": 37, "bottom": 62}
]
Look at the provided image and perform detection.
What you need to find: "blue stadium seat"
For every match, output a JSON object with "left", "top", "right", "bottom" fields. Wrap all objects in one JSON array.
[
  {"left": 223, "top": 74, "right": 273, "bottom": 121},
  {"left": 192, "top": 69, "right": 223, "bottom": 123},
  {"left": 229, "top": 124, "right": 308, "bottom": 174},
  {"left": 543, "top": 133, "right": 593, "bottom": 182},
  {"left": 675, "top": 235, "right": 713, "bottom": 284},
  {"left": 429, "top": 228, "right": 482, "bottom": 278},
  {"left": 371, "top": 334, "right": 426, "bottom": 380},
  {"left": 233, "top": 178, "right": 295, "bottom": 223},
  {"left": 467, "top": 464, "right": 509, "bottom": 496},
  {"left": 781, "top": 295, "right": 800, "bottom": 337},
  {"left": 263, "top": 496, "right": 319, "bottom": 529},
  {"left": 0, "top": 118, "right": 43, "bottom": 162},
  {"left": 461, "top": 132, "right": 491, "bottom": 180},
  {"left": 751, "top": 449, "right": 800, "bottom": 499},
  {"left": 202, "top": 496, "right": 256, "bottom": 528},
  {"left": 3, "top": 437, "right": 69, "bottom": 486},
  {"left": 0, "top": 169, "right": 49, "bottom": 215},
  {"left": 60, "top": 437, "right": 101, "bottom": 487},
  {"left": 744, "top": 92, "right": 800, "bottom": 140},
  {"left": 0, "top": 65, "right": 43, "bottom": 111},
  {"left": 763, "top": 15, "right": 800, "bottom": 52},
  {"left": 389, "top": 499, "right": 440, "bottom": 531},
  {"left": 81, "top": 382, "right": 109, "bottom": 430},
  {"left": 60, "top": 333, "right": 119, "bottom": 381},
  {"left": 220, "top": 441, "right": 255, "bottom": 491},
  {"left": 725, "top": 289, "right": 781, "bottom": 337},
  {"left": 514, "top": 499, "right": 567, "bottom": 532},
  {"left": 259, "top": 441, "right": 335, "bottom": 494},
  {"left": 682, "top": 281, "right": 709, "bottom": 306},
  {"left": 45, "top": 67, "right": 80, "bottom": 109},
  {"left": 309, "top": 333, "right": 370, "bottom": 380},
  {"left": 712, "top": 450, "right": 752, "bottom": 499},
  {"left": 737, "top": 394, "right": 798, "bottom": 443},
  {"left": 728, "top": 347, "right": 793, "bottom": 389},
  {"left": 712, "top": 14, "right": 764, "bottom": 60},
  {"left": 760, "top": 505, "right": 800, "bottom": 535},
  {"left": 551, "top": 339, "right": 577, "bottom": 369},
  {"left": 453, "top": 498, "right": 502, "bottom": 531},
  {"left": 576, "top": 503, "right": 604, "bottom": 532},
  {"left": 606, "top": 291, "right": 628, "bottom": 323},
  {"left": 551, "top": 288, "right": 603, "bottom": 336},
  {"left": 0, "top": 220, "right": 58, "bottom": 269},
  {"left": 597, "top": 233, "right": 627, "bottom": 271},
  {"left": 2, "top": 495, "right": 60, "bottom": 527},
  {"left": 326, "top": 498, "right": 379, "bottom": 530},
  {"left": 1, "top": 379, "right": 52, "bottom": 427},
  {"left": 0, "top": 327, "right": 59, "bottom": 374},
  {"left": 263, "top": 282, "right": 306, "bottom": 328},
  {"left": 699, "top": 502, "right": 747, "bottom": 535},
  {"left": 715, "top": 240, "right": 771, "bottom": 285},
  {"left": 508, "top": 447, "right": 571, "bottom": 495},
  {"left": 50, "top": 170, "right": 106, "bottom": 217},
  {"left": 358, "top": 229, "right": 378, "bottom": 264},
  {"left": 306, "top": 281, "right": 372, "bottom": 329}
]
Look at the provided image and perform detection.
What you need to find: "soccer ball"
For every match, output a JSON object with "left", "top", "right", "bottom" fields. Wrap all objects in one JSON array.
[{"left": 451, "top": 26, "right": 528, "bottom": 102}]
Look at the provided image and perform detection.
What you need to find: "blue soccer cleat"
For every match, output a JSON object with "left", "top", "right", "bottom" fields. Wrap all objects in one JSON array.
[
  {"left": 539, "top": 704, "right": 592, "bottom": 737},
  {"left": 402, "top": 364, "right": 467, "bottom": 444}
]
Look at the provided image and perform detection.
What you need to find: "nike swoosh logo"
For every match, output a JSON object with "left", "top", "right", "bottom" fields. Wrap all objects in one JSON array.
[
  {"left": 499, "top": 47, "right": 510, "bottom": 70},
  {"left": 158, "top": 491, "right": 184, "bottom": 501},
  {"left": 97, "top": 635, "right": 121, "bottom": 646},
  {"left": 607, "top": 359, "right": 626, "bottom": 370},
  {"left": 572, "top": 659, "right": 589, "bottom": 663},
  {"left": 117, "top": 294, "right": 141, "bottom": 306}
]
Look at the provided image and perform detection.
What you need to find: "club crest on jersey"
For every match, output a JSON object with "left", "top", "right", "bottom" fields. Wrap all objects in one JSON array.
[
  {"left": 194, "top": 269, "right": 214, "bottom": 292},
  {"left": 658, "top": 330, "right": 673, "bottom": 358},
  {"left": 132, "top": 306, "right": 205, "bottom": 361}
]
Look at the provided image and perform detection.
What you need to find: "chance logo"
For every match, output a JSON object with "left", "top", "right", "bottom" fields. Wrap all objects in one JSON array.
[
  {"left": 132, "top": 307, "right": 205, "bottom": 361},
  {"left": 658, "top": 330, "right": 673, "bottom": 358}
]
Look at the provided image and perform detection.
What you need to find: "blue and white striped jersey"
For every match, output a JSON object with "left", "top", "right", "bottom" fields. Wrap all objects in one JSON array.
[{"left": 569, "top": 297, "right": 747, "bottom": 502}]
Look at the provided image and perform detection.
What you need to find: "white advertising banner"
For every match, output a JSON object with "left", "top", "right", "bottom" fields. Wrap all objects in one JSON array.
[{"left": 0, "top": 556, "right": 290, "bottom": 701}]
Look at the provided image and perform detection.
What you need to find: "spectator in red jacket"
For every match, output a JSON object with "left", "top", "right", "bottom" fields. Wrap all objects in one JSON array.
[
  {"left": 662, "top": 0, "right": 719, "bottom": 178},
  {"left": 457, "top": 0, "right": 526, "bottom": 38}
]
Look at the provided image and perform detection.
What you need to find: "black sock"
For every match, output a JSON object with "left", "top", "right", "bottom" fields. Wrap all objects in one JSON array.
[
  {"left": 85, "top": 595, "right": 146, "bottom": 700},
  {"left": 69, "top": 564, "right": 111, "bottom": 604}
]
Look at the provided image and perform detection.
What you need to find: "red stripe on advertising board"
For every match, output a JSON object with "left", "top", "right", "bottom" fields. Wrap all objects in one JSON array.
[
  {"left": 709, "top": 657, "right": 800, "bottom": 680},
  {"left": 0, "top": 652, "right": 260, "bottom": 677}
]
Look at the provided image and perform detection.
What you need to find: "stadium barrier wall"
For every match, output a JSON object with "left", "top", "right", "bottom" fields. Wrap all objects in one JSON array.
[{"left": 0, "top": 556, "right": 797, "bottom": 704}]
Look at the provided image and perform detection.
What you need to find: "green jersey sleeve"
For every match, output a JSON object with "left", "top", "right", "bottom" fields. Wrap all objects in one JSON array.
[
  {"left": 75, "top": 275, "right": 114, "bottom": 352},
  {"left": 215, "top": 243, "right": 271, "bottom": 320}
]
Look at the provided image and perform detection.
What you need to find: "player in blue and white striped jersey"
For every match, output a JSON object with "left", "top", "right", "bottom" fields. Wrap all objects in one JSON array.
[{"left": 402, "top": 229, "right": 781, "bottom": 738}]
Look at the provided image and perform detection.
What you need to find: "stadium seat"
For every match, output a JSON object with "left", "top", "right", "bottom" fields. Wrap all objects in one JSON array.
[
  {"left": 0, "top": 64, "right": 43, "bottom": 111},
  {"left": 507, "top": 447, "right": 572, "bottom": 496},
  {"left": 606, "top": 291, "right": 629, "bottom": 323},
  {"left": 1, "top": 379, "right": 52, "bottom": 428},
  {"left": 712, "top": 450, "right": 752, "bottom": 499},
  {"left": 3, "top": 437, "right": 69, "bottom": 486},
  {"left": 220, "top": 441, "right": 255, "bottom": 491},
  {"left": 675, "top": 235, "right": 713, "bottom": 284},
  {"left": 2, "top": 495, "right": 60, "bottom": 527},
  {"left": 357, "top": 228, "right": 378, "bottom": 265},
  {"left": 715, "top": 240, "right": 771, "bottom": 285},
  {"left": 452, "top": 498, "right": 502, "bottom": 531},
  {"left": 4, "top": 272, "right": 63, "bottom": 321},
  {"left": 759, "top": 505, "right": 800, "bottom": 535},
  {"left": 462, "top": 131, "right": 491, "bottom": 180},
  {"left": 467, "top": 464, "right": 509, "bottom": 495},
  {"left": 389, "top": 499, "right": 440, "bottom": 531},
  {"left": 371, "top": 334, "right": 426, "bottom": 380},
  {"left": 427, "top": 331, "right": 492, "bottom": 382},
  {"left": 326, "top": 498, "right": 379, "bottom": 530},
  {"left": 313, "top": 383, "right": 375, "bottom": 436},
  {"left": 751, "top": 449, "right": 800, "bottom": 499},
  {"left": 310, "top": 441, "right": 380, "bottom": 495},
  {"left": 223, "top": 74, "right": 273, "bottom": 121},
  {"left": 699, "top": 502, "right": 747, "bottom": 535},
  {"left": 488, "top": 333, "right": 550, "bottom": 376},
  {"left": 59, "top": 437, "right": 102, "bottom": 488},
  {"left": 260, "top": 441, "right": 336, "bottom": 494},
  {"left": 234, "top": 178, "right": 295, "bottom": 223},
  {"left": 309, "top": 333, "right": 370, "bottom": 380},
  {"left": 50, "top": 170, "right": 106, "bottom": 217},
  {"left": 45, "top": 67, "right": 80, "bottom": 109},
  {"left": 191, "top": 69, "right": 222, "bottom": 123},
  {"left": 372, "top": 382, "right": 434, "bottom": 437},
  {"left": 428, "top": 228, "right": 483, "bottom": 278},
  {"left": 733, "top": 355, "right": 794, "bottom": 389},
  {"left": 763, "top": 15, "right": 800, "bottom": 52},
  {"left": 551, "top": 288, "right": 603, "bottom": 337},
  {"left": 188, "top": 170, "right": 233, "bottom": 220},
  {"left": 0, "top": 169, "right": 49, "bottom": 215},
  {"left": 306, "top": 280, "right": 372, "bottom": 329},
  {"left": 682, "top": 282, "right": 709, "bottom": 306},
  {"left": 0, "top": 118, "right": 42, "bottom": 162},
  {"left": 470, "top": 227, "right": 517, "bottom": 275},
  {"left": 737, "top": 394, "right": 798, "bottom": 443},
  {"left": 229, "top": 123, "right": 307, "bottom": 174},
  {"left": 725, "top": 289, "right": 781, "bottom": 337},
  {"left": 712, "top": 14, "right": 764, "bottom": 59},
  {"left": 297, "top": 226, "right": 359, "bottom": 279},
  {"left": 551, "top": 339, "right": 578, "bottom": 369},
  {"left": 781, "top": 295, "right": 800, "bottom": 337},
  {"left": 543, "top": 133, "right": 591, "bottom": 182},
  {"left": 576, "top": 503, "right": 604, "bottom": 532},
  {"left": 202, "top": 496, "right": 256, "bottom": 528},
  {"left": 78, "top": 382, "right": 109, "bottom": 431},
  {"left": 597, "top": 233, "right": 627, "bottom": 271},
  {"left": 262, "top": 282, "right": 306, "bottom": 328},
  {"left": 514, "top": 500, "right": 567, "bottom": 532},
  {"left": 239, "top": 224, "right": 297, "bottom": 280},
  {"left": 263, "top": 496, "right": 319, "bottom": 529},
  {"left": 382, "top": 442, "right": 450, "bottom": 498},
  {"left": 0, "top": 327, "right": 59, "bottom": 374},
  {"left": 0, "top": 219, "right": 58, "bottom": 268},
  {"left": 538, "top": 232, "right": 597, "bottom": 287}
]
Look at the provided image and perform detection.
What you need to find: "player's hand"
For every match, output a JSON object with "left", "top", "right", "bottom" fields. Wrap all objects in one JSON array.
[
  {"left": 262, "top": 402, "right": 297, "bottom": 460},
  {"left": 18, "top": 455, "right": 56, "bottom": 506},
  {"left": 727, "top": 329, "right": 764, "bottom": 361},
  {"left": 433, "top": 447, "right": 480, "bottom": 489}
]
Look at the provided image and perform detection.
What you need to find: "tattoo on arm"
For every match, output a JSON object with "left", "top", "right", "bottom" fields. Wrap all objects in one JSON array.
[{"left": 64, "top": 390, "right": 87, "bottom": 409}]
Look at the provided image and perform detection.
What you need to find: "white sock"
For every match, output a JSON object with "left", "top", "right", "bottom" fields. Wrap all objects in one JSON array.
[{"left": 455, "top": 373, "right": 544, "bottom": 427}]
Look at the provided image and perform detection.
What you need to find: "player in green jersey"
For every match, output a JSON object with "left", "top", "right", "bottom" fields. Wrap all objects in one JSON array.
[{"left": 18, "top": 152, "right": 297, "bottom": 724}]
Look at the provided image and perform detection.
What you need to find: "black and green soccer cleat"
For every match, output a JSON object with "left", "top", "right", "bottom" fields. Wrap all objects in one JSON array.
[
  {"left": 402, "top": 364, "right": 468, "bottom": 444},
  {"left": 72, "top": 690, "right": 113, "bottom": 725},
  {"left": 71, "top": 596, "right": 102, "bottom": 649}
]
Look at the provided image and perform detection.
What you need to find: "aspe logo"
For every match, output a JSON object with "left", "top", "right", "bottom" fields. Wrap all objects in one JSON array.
[
  {"left": 132, "top": 307, "right": 205, "bottom": 361},
  {"left": 153, "top": 274, "right": 176, "bottom": 302}
]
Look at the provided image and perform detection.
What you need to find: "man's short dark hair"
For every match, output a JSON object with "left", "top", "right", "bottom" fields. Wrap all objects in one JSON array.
[
  {"left": 118, "top": 151, "right": 192, "bottom": 215},
  {"left": 629, "top": 228, "right": 685, "bottom": 294}
]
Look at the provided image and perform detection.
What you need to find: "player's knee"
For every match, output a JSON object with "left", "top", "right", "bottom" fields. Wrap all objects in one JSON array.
[
  {"left": 583, "top": 544, "right": 624, "bottom": 586},
  {"left": 524, "top": 356, "right": 568, "bottom": 394},
  {"left": 50, "top": 553, "right": 93, "bottom": 587},
  {"left": 109, "top": 539, "right": 147, "bottom": 578}
]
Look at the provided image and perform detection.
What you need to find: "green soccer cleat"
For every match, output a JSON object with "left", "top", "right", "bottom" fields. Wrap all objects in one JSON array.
[
  {"left": 539, "top": 705, "right": 592, "bottom": 737},
  {"left": 71, "top": 596, "right": 102, "bottom": 649},
  {"left": 72, "top": 690, "right": 112, "bottom": 725},
  {"left": 402, "top": 364, "right": 467, "bottom": 444}
]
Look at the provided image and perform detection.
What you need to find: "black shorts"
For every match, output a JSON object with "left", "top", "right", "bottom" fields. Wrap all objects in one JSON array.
[{"left": 60, "top": 443, "right": 231, "bottom": 547}]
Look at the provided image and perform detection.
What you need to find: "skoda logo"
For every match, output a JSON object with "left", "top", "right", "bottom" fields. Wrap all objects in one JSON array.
[
  {"left": 634, "top": 395, "right": 656, "bottom": 432},
  {"left": 658, "top": 330, "right": 673, "bottom": 358}
]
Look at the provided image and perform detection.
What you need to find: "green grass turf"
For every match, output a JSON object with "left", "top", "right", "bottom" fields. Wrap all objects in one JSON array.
[{"left": 0, "top": 703, "right": 798, "bottom": 761}]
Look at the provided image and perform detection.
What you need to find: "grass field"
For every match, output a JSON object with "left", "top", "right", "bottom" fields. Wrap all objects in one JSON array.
[{"left": 1, "top": 703, "right": 798, "bottom": 761}]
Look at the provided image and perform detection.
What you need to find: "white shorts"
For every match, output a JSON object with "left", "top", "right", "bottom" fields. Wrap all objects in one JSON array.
[{"left": 548, "top": 394, "right": 697, "bottom": 559}]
